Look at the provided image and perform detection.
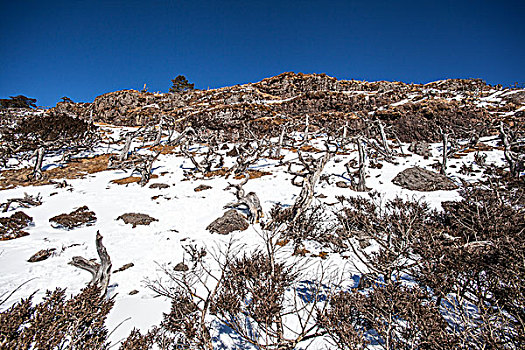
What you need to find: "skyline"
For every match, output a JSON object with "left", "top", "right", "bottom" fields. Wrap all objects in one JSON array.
[{"left": 1, "top": 0, "right": 524, "bottom": 106}]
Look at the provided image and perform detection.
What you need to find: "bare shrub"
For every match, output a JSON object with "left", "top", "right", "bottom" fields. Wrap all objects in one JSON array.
[
  {"left": 319, "top": 282, "right": 456, "bottom": 350},
  {"left": 0, "top": 285, "right": 113, "bottom": 349}
]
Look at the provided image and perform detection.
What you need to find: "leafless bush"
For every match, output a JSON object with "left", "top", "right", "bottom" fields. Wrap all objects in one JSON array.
[
  {"left": 146, "top": 228, "right": 330, "bottom": 349},
  {"left": 0, "top": 285, "right": 113, "bottom": 349},
  {"left": 319, "top": 282, "right": 456, "bottom": 350},
  {"left": 335, "top": 194, "right": 436, "bottom": 282},
  {"left": 324, "top": 182, "right": 525, "bottom": 349},
  {"left": 412, "top": 186, "right": 525, "bottom": 348}
]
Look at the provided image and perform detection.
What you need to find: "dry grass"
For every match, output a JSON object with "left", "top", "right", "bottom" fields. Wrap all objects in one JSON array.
[
  {"left": 147, "top": 145, "right": 178, "bottom": 155},
  {"left": 110, "top": 174, "right": 159, "bottom": 185},
  {"left": 288, "top": 145, "right": 324, "bottom": 153},
  {"left": 234, "top": 170, "right": 272, "bottom": 180},
  {"left": 0, "top": 154, "right": 113, "bottom": 190},
  {"left": 204, "top": 168, "right": 231, "bottom": 178}
]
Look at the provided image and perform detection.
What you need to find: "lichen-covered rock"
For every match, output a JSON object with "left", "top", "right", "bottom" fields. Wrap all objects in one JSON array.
[
  {"left": 49, "top": 206, "right": 97, "bottom": 230},
  {"left": 117, "top": 213, "right": 158, "bottom": 228},
  {"left": 392, "top": 167, "right": 458, "bottom": 191},
  {"left": 42, "top": 73, "right": 507, "bottom": 144},
  {"left": 207, "top": 209, "right": 249, "bottom": 235}
]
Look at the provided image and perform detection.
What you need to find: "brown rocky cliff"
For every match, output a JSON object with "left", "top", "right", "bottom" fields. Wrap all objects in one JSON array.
[{"left": 46, "top": 72, "right": 521, "bottom": 142}]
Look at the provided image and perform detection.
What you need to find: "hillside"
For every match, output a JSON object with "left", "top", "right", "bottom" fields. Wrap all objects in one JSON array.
[{"left": 0, "top": 73, "right": 524, "bottom": 349}]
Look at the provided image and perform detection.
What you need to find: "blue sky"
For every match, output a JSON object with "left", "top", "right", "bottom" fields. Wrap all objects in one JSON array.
[{"left": 1, "top": 0, "right": 523, "bottom": 106}]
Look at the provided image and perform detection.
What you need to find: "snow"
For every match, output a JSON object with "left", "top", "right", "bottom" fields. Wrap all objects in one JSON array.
[{"left": 0, "top": 125, "right": 507, "bottom": 348}]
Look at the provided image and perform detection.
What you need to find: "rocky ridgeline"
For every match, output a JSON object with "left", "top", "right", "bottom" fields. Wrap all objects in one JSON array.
[{"left": 18, "top": 72, "right": 525, "bottom": 141}]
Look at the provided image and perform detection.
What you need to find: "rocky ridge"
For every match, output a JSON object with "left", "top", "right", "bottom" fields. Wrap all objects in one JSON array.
[{"left": 7, "top": 72, "right": 525, "bottom": 142}]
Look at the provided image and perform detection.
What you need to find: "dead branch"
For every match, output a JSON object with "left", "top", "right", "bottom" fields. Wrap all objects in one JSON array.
[
  {"left": 30, "top": 147, "right": 45, "bottom": 181},
  {"left": 1, "top": 193, "right": 42, "bottom": 212},
  {"left": 224, "top": 177, "right": 263, "bottom": 223},
  {"left": 289, "top": 150, "right": 333, "bottom": 220},
  {"left": 169, "top": 126, "right": 196, "bottom": 146},
  {"left": 69, "top": 231, "right": 112, "bottom": 297},
  {"left": 134, "top": 151, "right": 161, "bottom": 187}
]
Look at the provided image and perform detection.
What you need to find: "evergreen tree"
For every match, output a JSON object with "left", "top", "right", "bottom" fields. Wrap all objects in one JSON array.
[{"left": 169, "top": 75, "right": 194, "bottom": 93}]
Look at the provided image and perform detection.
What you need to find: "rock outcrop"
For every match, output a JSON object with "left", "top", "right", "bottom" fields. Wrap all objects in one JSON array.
[{"left": 40, "top": 72, "right": 522, "bottom": 143}]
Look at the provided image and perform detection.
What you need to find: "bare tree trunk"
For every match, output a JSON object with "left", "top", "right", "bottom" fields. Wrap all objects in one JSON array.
[
  {"left": 303, "top": 115, "right": 309, "bottom": 143},
  {"left": 441, "top": 131, "right": 448, "bottom": 175},
  {"left": 224, "top": 177, "right": 263, "bottom": 223},
  {"left": 291, "top": 152, "right": 332, "bottom": 220},
  {"left": 137, "top": 151, "right": 161, "bottom": 187},
  {"left": 1, "top": 193, "right": 42, "bottom": 212},
  {"left": 342, "top": 122, "right": 348, "bottom": 148},
  {"left": 275, "top": 124, "right": 286, "bottom": 158},
  {"left": 357, "top": 138, "right": 368, "bottom": 192},
  {"left": 119, "top": 134, "right": 133, "bottom": 162},
  {"left": 170, "top": 126, "right": 196, "bottom": 146},
  {"left": 377, "top": 119, "right": 391, "bottom": 157},
  {"left": 154, "top": 115, "right": 164, "bottom": 146},
  {"left": 31, "top": 147, "right": 45, "bottom": 181},
  {"left": 394, "top": 134, "right": 405, "bottom": 155},
  {"left": 69, "top": 231, "right": 112, "bottom": 298},
  {"left": 499, "top": 122, "right": 516, "bottom": 176}
]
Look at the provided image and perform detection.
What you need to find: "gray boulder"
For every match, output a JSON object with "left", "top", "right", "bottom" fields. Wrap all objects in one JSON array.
[
  {"left": 392, "top": 167, "right": 458, "bottom": 191},
  {"left": 207, "top": 209, "right": 249, "bottom": 235}
]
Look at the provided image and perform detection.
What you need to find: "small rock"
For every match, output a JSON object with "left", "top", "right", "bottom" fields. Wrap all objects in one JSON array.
[
  {"left": 392, "top": 167, "right": 458, "bottom": 191},
  {"left": 335, "top": 181, "right": 349, "bottom": 188},
  {"left": 49, "top": 206, "right": 97, "bottom": 230},
  {"left": 194, "top": 184, "right": 212, "bottom": 192},
  {"left": 28, "top": 248, "right": 55, "bottom": 262},
  {"left": 149, "top": 183, "right": 170, "bottom": 189},
  {"left": 113, "top": 262, "right": 134, "bottom": 273},
  {"left": 117, "top": 213, "right": 158, "bottom": 228},
  {"left": 174, "top": 262, "right": 189, "bottom": 272},
  {"left": 207, "top": 209, "right": 249, "bottom": 235},
  {"left": 129, "top": 290, "right": 139, "bottom": 295}
]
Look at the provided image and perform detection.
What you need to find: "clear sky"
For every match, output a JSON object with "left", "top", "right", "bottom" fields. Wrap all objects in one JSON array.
[{"left": 1, "top": 0, "right": 523, "bottom": 107}]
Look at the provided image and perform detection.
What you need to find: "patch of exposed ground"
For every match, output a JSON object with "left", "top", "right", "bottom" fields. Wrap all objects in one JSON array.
[
  {"left": 0, "top": 154, "right": 113, "bottom": 190},
  {"left": 110, "top": 174, "right": 159, "bottom": 185}
]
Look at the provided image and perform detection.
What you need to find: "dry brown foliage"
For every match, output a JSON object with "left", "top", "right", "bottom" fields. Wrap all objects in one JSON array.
[{"left": 0, "top": 154, "right": 112, "bottom": 189}]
